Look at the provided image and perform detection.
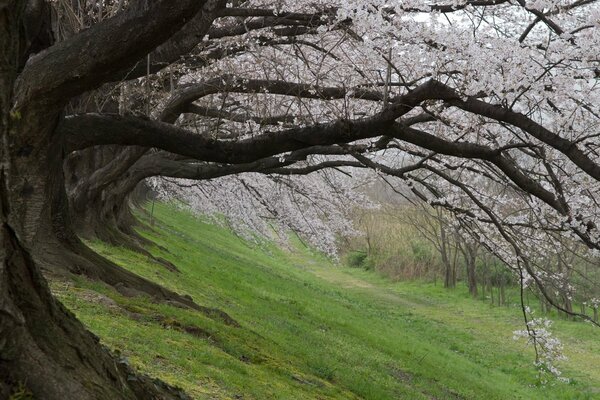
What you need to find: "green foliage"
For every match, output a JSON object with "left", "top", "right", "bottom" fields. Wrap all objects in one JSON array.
[
  {"left": 344, "top": 250, "right": 378, "bottom": 271},
  {"left": 410, "top": 241, "right": 434, "bottom": 264},
  {"left": 489, "top": 266, "right": 513, "bottom": 287},
  {"left": 49, "top": 204, "right": 600, "bottom": 399},
  {"left": 345, "top": 209, "right": 443, "bottom": 281},
  {"left": 361, "top": 255, "right": 376, "bottom": 271},
  {"left": 345, "top": 250, "right": 368, "bottom": 268}
]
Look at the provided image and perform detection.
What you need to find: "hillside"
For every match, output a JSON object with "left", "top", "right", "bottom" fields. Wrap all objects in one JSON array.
[{"left": 50, "top": 204, "right": 600, "bottom": 400}]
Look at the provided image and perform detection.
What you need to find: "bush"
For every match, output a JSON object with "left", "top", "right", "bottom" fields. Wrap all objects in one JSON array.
[
  {"left": 345, "top": 250, "right": 376, "bottom": 270},
  {"left": 362, "top": 255, "right": 376, "bottom": 270},
  {"left": 410, "top": 241, "right": 434, "bottom": 264},
  {"left": 346, "top": 250, "right": 368, "bottom": 268}
]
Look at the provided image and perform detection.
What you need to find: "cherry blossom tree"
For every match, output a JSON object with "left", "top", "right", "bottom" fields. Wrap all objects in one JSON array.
[
  {"left": 149, "top": 167, "right": 375, "bottom": 256},
  {"left": 140, "top": 1, "right": 600, "bottom": 379},
  {"left": 2, "top": 0, "right": 600, "bottom": 397}
]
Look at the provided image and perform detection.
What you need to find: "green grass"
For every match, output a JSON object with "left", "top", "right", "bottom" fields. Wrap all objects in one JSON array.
[{"left": 50, "top": 203, "right": 600, "bottom": 399}]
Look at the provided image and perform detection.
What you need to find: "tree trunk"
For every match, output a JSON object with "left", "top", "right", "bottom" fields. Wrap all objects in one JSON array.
[
  {"left": 460, "top": 242, "right": 478, "bottom": 298},
  {"left": 480, "top": 269, "right": 486, "bottom": 301},
  {"left": 67, "top": 146, "right": 150, "bottom": 245},
  {"left": 466, "top": 258, "right": 477, "bottom": 298},
  {"left": 563, "top": 296, "right": 573, "bottom": 320},
  {"left": 440, "top": 226, "right": 453, "bottom": 288},
  {"left": 63, "top": 148, "right": 184, "bottom": 285},
  {"left": 0, "top": 201, "right": 188, "bottom": 399},
  {"left": 451, "top": 242, "right": 458, "bottom": 288},
  {"left": 40, "top": 152, "right": 192, "bottom": 305},
  {"left": 556, "top": 257, "right": 573, "bottom": 320},
  {"left": 0, "top": 9, "right": 188, "bottom": 397}
]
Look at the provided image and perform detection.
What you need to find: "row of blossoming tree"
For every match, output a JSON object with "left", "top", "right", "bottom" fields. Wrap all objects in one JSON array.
[{"left": 1, "top": 0, "right": 599, "bottom": 397}]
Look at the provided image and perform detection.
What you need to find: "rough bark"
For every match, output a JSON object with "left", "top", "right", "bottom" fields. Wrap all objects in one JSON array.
[
  {"left": 67, "top": 146, "right": 149, "bottom": 241},
  {"left": 62, "top": 0, "right": 225, "bottom": 240},
  {"left": 63, "top": 0, "right": 225, "bottom": 241},
  {"left": 0, "top": 199, "right": 189, "bottom": 400},
  {"left": 48, "top": 148, "right": 193, "bottom": 304},
  {"left": 14, "top": 0, "right": 212, "bottom": 108},
  {"left": 0, "top": 4, "right": 203, "bottom": 397},
  {"left": 67, "top": 141, "right": 366, "bottom": 252},
  {"left": 466, "top": 254, "right": 478, "bottom": 298}
]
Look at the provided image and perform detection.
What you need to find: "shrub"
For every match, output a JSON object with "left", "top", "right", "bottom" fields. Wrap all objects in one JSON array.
[
  {"left": 410, "top": 241, "right": 434, "bottom": 264},
  {"left": 346, "top": 250, "right": 368, "bottom": 268},
  {"left": 346, "top": 250, "right": 375, "bottom": 269}
]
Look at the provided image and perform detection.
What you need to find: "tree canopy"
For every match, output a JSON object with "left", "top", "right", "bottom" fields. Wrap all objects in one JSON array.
[{"left": 1, "top": 0, "right": 599, "bottom": 397}]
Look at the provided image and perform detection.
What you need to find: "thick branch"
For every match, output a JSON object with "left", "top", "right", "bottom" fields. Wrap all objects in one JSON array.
[
  {"left": 105, "top": 145, "right": 366, "bottom": 201},
  {"left": 389, "top": 124, "right": 567, "bottom": 214},
  {"left": 432, "top": 83, "right": 600, "bottom": 182},
  {"left": 63, "top": 80, "right": 438, "bottom": 160},
  {"left": 113, "top": 0, "right": 224, "bottom": 80},
  {"left": 401, "top": 0, "right": 510, "bottom": 13},
  {"left": 15, "top": 0, "right": 210, "bottom": 108}
]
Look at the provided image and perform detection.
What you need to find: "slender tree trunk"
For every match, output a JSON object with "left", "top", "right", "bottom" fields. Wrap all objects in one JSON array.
[
  {"left": 451, "top": 242, "right": 458, "bottom": 288},
  {"left": 556, "top": 257, "right": 573, "bottom": 320},
  {"left": 563, "top": 297, "right": 573, "bottom": 320},
  {"left": 540, "top": 297, "right": 547, "bottom": 315},
  {"left": 441, "top": 226, "right": 452, "bottom": 288},
  {"left": 461, "top": 243, "right": 478, "bottom": 298},
  {"left": 480, "top": 267, "right": 486, "bottom": 301},
  {"left": 466, "top": 259, "right": 477, "bottom": 297}
]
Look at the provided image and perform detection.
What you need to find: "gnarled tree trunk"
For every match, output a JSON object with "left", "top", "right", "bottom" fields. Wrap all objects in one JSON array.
[
  {"left": 66, "top": 146, "right": 149, "bottom": 243},
  {"left": 0, "top": 5, "right": 191, "bottom": 398}
]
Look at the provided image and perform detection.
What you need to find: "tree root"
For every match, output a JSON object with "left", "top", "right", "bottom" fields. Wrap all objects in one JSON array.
[{"left": 0, "top": 222, "right": 192, "bottom": 400}]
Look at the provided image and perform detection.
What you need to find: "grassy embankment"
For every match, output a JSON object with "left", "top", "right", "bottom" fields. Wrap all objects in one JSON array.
[{"left": 51, "top": 203, "right": 600, "bottom": 399}]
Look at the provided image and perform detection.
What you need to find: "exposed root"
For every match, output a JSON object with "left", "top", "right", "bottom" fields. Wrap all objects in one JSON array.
[{"left": 36, "top": 232, "right": 198, "bottom": 310}]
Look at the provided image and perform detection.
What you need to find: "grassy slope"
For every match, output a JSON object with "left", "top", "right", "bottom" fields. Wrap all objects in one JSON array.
[{"left": 51, "top": 204, "right": 600, "bottom": 399}]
